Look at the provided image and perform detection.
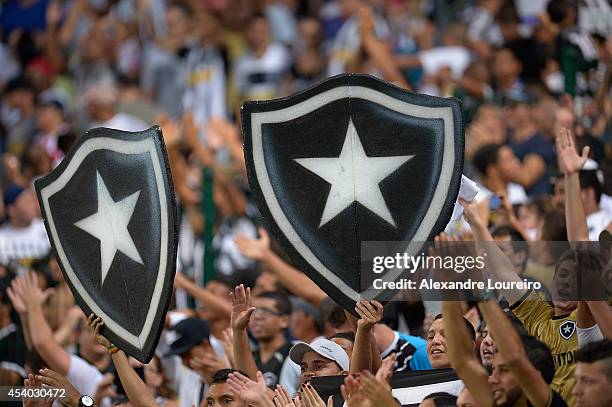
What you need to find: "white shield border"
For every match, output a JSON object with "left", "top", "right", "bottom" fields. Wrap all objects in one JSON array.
[
  {"left": 251, "top": 85, "right": 456, "bottom": 301},
  {"left": 38, "top": 136, "right": 169, "bottom": 351}
]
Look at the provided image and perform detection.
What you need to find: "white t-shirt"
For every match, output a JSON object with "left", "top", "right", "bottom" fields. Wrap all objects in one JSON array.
[
  {"left": 586, "top": 210, "right": 610, "bottom": 241},
  {"left": 577, "top": 324, "right": 603, "bottom": 348},
  {"left": 476, "top": 182, "right": 528, "bottom": 205},
  {"left": 600, "top": 194, "right": 612, "bottom": 220},
  {"left": 66, "top": 355, "right": 103, "bottom": 401},
  {"left": 0, "top": 218, "right": 50, "bottom": 267},
  {"left": 162, "top": 356, "right": 205, "bottom": 407}
]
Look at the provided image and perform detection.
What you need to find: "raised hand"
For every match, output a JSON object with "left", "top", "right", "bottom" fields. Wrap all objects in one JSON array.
[
  {"left": 359, "top": 371, "right": 396, "bottom": 407},
  {"left": 191, "top": 349, "right": 230, "bottom": 384},
  {"left": 227, "top": 370, "right": 268, "bottom": 403},
  {"left": 20, "top": 272, "right": 54, "bottom": 310},
  {"left": 556, "top": 127, "right": 590, "bottom": 175},
  {"left": 36, "top": 368, "right": 82, "bottom": 407},
  {"left": 355, "top": 300, "right": 384, "bottom": 330},
  {"left": 235, "top": 227, "right": 270, "bottom": 261},
  {"left": 274, "top": 384, "right": 296, "bottom": 407},
  {"left": 376, "top": 353, "right": 396, "bottom": 383},
  {"left": 459, "top": 198, "right": 485, "bottom": 232},
  {"left": 93, "top": 372, "right": 117, "bottom": 403},
  {"left": 341, "top": 375, "right": 371, "bottom": 407},
  {"left": 230, "top": 284, "right": 256, "bottom": 331},
  {"left": 299, "top": 383, "right": 331, "bottom": 407},
  {"left": 23, "top": 374, "right": 55, "bottom": 407},
  {"left": 87, "top": 313, "right": 112, "bottom": 348},
  {"left": 7, "top": 277, "right": 27, "bottom": 315}
]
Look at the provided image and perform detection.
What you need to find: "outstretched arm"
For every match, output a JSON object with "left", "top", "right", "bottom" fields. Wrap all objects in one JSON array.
[
  {"left": 19, "top": 272, "right": 71, "bottom": 375},
  {"left": 442, "top": 301, "right": 492, "bottom": 407},
  {"left": 235, "top": 228, "right": 326, "bottom": 305},
  {"left": 460, "top": 198, "right": 527, "bottom": 304},
  {"left": 174, "top": 272, "right": 232, "bottom": 320},
  {"left": 87, "top": 314, "right": 159, "bottom": 407},
  {"left": 358, "top": 6, "right": 410, "bottom": 89},
  {"left": 478, "top": 300, "right": 551, "bottom": 407}
]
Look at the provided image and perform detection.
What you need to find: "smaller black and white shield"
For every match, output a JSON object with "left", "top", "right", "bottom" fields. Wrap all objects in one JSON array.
[
  {"left": 559, "top": 320, "right": 576, "bottom": 340},
  {"left": 34, "top": 126, "right": 178, "bottom": 363},
  {"left": 243, "top": 74, "right": 463, "bottom": 312}
]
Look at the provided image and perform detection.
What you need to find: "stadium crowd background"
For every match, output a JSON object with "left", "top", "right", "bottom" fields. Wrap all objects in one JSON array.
[{"left": 0, "top": 0, "right": 611, "bottom": 407}]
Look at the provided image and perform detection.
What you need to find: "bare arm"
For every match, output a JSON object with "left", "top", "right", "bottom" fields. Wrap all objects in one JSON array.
[
  {"left": 556, "top": 128, "right": 590, "bottom": 241},
  {"left": 442, "top": 301, "right": 492, "bottom": 407},
  {"left": 53, "top": 306, "right": 84, "bottom": 347},
  {"left": 262, "top": 251, "right": 327, "bottom": 305},
  {"left": 358, "top": 7, "right": 410, "bottom": 89},
  {"left": 351, "top": 301, "right": 383, "bottom": 374},
  {"left": 58, "top": 0, "right": 87, "bottom": 48},
  {"left": 174, "top": 272, "right": 232, "bottom": 320},
  {"left": 231, "top": 285, "right": 258, "bottom": 379},
  {"left": 585, "top": 301, "right": 612, "bottom": 338},
  {"left": 478, "top": 300, "right": 551, "bottom": 407},
  {"left": 460, "top": 198, "right": 527, "bottom": 304},
  {"left": 7, "top": 280, "right": 32, "bottom": 350},
  {"left": 577, "top": 301, "right": 596, "bottom": 329},
  {"left": 88, "top": 315, "right": 159, "bottom": 407},
  {"left": 20, "top": 273, "right": 70, "bottom": 375},
  {"left": 516, "top": 155, "right": 546, "bottom": 189},
  {"left": 235, "top": 228, "right": 326, "bottom": 305}
]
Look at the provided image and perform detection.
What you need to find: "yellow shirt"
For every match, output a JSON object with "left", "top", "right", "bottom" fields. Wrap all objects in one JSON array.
[{"left": 510, "top": 290, "right": 577, "bottom": 406}]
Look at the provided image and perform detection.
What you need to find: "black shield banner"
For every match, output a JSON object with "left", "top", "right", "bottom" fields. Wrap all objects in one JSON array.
[
  {"left": 242, "top": 74, "right": 463, "bottom": 312},
  {"left": 34, "top": 126, "right": 178, "bottom": 363}
]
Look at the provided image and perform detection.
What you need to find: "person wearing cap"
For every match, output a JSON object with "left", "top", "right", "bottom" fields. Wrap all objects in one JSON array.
[
  {"left": 288, "top": 337, "right": 349, "bottom": 385},
  {"left": 162, "top": 317, "right": 216, "bottom": 407},
  {"left": 0, "top": 185, "right": 50, "bottom": 269}
]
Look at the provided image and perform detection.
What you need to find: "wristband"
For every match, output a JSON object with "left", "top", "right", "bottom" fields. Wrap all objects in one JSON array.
[{"left": 107, "top": 344, "right": 119, "bottom": 354}]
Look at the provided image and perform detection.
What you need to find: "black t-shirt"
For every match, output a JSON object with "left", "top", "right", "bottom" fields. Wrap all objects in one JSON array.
[
  {"left": 0, "top": 323, "right": 27, "bottom": 381},
  {"left": 253, "top": 342, "right": 292, "bottom": 388}
]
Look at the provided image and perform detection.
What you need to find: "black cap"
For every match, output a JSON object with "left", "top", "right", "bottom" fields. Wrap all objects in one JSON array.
[
  {"left": 165, "top": 318, "right": 210, "bottom": 357},
  {"left": 4, "top": 76, "right": 34, "bottom": 94}
]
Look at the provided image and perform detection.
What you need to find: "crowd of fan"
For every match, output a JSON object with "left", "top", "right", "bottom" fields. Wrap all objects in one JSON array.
[{"left": 0, "top": 0, "right": 611, "bottom": 406}]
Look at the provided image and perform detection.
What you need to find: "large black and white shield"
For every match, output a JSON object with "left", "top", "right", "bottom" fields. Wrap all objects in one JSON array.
[
  {"left": 242, "top": 74, "right": 463, "bottom": 312},
  {"left": 34, "top": 126, "right": 178, "bottom": 363}
]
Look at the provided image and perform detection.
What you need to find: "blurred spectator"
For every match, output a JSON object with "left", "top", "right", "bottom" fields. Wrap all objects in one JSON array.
[
  {"left": 327, "top": 0, "right": 389, "bottom": 77},
  {"left": 233, "top": 13, "right": 290, "bottom": 102},
  {"left": 183, "top": 11, "right": 227, "bottom": 141},
  {"left": 0, "top": 186, "right": 49, "bottom": 269},
  {"left": 472, "top": 143, "right": 527, "bottom": 206},
  {"left": 0, "top": 2, "right": 610, "bottom": 407},
  {"left": 84, "top": 80, "right": 149, "bottom": 131},
  {"left": 2, "top": 77, "right": 38, "bottom": 157}
]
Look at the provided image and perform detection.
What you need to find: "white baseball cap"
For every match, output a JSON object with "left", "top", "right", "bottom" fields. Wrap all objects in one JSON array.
[{"left": 289, "top": 338, "right": 350, "bottom": 371}]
